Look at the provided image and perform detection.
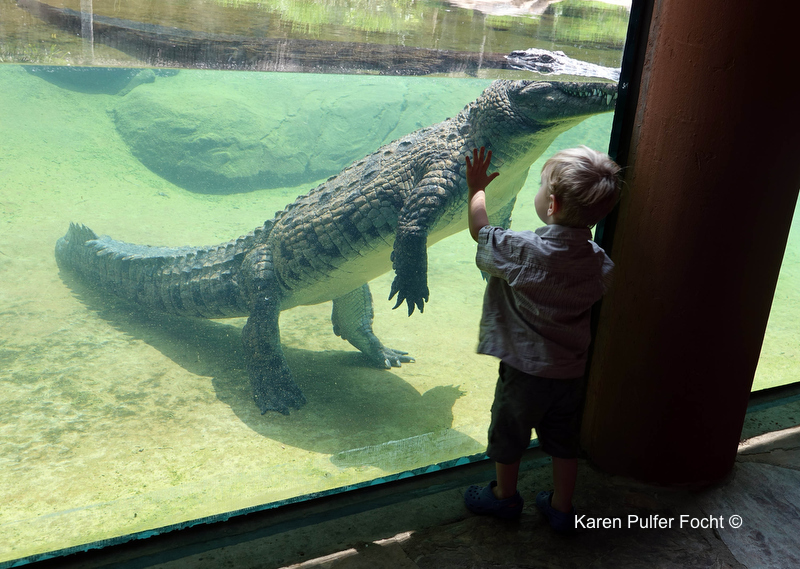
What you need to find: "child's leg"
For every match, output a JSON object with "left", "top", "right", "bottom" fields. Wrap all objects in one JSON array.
[
  {"left": 551, "top": 457, "right": 578, "bottom": 513},
  {"left": 494, "top": 459, "right": 521, "bottom": 500}
]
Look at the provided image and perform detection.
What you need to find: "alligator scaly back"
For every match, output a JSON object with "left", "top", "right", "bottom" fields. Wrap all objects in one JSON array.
[{"left": 55, "top": 221, "right": 272, "bottom": 318}]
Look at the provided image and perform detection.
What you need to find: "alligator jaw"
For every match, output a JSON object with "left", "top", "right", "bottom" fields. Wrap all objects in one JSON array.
[{"left": 508, "top": 80, "right": 618, "bottom": 125}]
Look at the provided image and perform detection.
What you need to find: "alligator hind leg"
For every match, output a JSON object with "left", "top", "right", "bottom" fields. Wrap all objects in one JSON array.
[
  {"left": 332, "top": 284, "right": 415, "bottom": 368},
  {"left": 241, "top": 244, "right": 305, "bottom": 414},
  {"left": 243, "top": 295, "right": 307, "bottom": 414}
]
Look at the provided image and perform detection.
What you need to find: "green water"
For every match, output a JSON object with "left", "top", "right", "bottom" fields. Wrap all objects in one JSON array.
[
  {"left": 2, "top": 56, "right": 798, "bottom": 569},
  {"left": 0, "top": 63, "right": 618, "bottom": 562},
  {"left": 753, "top": 201, "right": 800, "bottom": 391}
]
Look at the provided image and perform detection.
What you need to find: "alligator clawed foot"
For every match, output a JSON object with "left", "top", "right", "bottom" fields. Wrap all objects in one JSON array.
[
  {"left": 389, "top": 278, "right": 430, "bottom": 316},
  {"left": 379, "top": 347, "right": 415, "bottom": 369}
]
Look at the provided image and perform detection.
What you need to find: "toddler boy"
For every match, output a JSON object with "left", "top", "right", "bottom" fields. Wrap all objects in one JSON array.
[{"left": 463, "top": 146, "right": 621, "bottom": 531}]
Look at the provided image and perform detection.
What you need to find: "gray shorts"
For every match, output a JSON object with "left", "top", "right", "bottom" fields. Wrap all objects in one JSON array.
[{"left": 486, "top": 361, "right": 585, "bottom": 462}]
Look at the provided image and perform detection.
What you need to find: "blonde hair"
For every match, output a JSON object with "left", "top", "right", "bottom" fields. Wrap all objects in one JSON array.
[{"left": 540, "top": 146, "right": 621, "bottom": 228}]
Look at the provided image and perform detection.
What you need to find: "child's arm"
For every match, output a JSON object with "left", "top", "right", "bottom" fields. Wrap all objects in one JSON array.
[{"left": 465, "top": 147, "right": 500, "bottom": 242}]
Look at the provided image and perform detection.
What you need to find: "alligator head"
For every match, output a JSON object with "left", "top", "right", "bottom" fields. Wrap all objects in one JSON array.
[{"left": 467, "top": 80, "right": 618, "bottom": 154}]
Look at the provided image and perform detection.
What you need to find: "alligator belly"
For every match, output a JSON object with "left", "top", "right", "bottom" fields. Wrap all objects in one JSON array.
[{"left": 277, "top": 243, "right": 395, "bottom": 309}]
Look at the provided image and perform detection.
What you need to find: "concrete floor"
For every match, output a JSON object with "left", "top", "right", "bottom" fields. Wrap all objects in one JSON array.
[{"left": 25, "top": 394, "right": 800, "bottom": 569}]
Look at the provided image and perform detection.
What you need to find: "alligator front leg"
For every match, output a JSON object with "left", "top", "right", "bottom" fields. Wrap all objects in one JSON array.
[
  {"left": 388, "top": 160, "right": 462, "bottom": 315},
  {"left": 389, "top": 225, "right": 429, "bottom": 316},
  {"left": 242, "top": 295, "right": 306, "bottom": 414},
  {"left": 332, "top": 284, "right": 415, "bottom": 368}
]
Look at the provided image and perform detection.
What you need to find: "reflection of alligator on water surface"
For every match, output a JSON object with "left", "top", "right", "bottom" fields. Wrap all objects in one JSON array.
[
  {"left": 507, "top": 48, "right": 621, "bottom": 82},
  {"left": 18, "top": 0, "right": 507, "bottom": 75},
  {"left": 18, "top": 0, "right": 620, "bottom": 79}
]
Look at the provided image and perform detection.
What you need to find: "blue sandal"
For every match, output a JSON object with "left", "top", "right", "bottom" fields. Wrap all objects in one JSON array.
[
  {"left": 464, "top": 481, "right": 523, "bottom": 519},
  {"left": 535, "top": 491, "right": 576, "bottom": 533}
]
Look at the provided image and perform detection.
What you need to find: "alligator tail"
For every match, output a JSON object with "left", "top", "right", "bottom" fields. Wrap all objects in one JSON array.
[{"left": 55, "top": 222, "right": 271, "bottom": 318}]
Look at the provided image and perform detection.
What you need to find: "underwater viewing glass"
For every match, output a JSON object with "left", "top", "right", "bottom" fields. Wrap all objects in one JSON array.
[{"left": 0, "top": 0, "right": 794, "bottom": 565}]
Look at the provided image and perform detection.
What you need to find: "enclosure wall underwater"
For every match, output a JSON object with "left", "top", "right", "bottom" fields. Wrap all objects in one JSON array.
[{"left": 0, "top": 0, "right": 797, "bottom": 565}]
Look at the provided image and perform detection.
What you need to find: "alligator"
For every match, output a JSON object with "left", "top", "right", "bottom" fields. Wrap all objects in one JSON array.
[
  {"left": 55, "top": 79, "right": 617, "bottom": 415},
  {"left": 506, "top": 49, "right": 621, "bottom": 82}
]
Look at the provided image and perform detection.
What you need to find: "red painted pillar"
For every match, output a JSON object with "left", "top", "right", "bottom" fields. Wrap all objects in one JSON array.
[{"left": 582, "top": 0, "right": 800, "bottom": 485}]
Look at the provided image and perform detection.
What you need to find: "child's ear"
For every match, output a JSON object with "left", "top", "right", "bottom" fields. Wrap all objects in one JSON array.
[{"left": 548, "top": 194, "right": 560, "bottom": 217}]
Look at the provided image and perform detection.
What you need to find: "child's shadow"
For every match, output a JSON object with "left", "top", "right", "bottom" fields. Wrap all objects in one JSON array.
[{"left": 60, "top": 269, "right": 482, "bottom": 463}]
